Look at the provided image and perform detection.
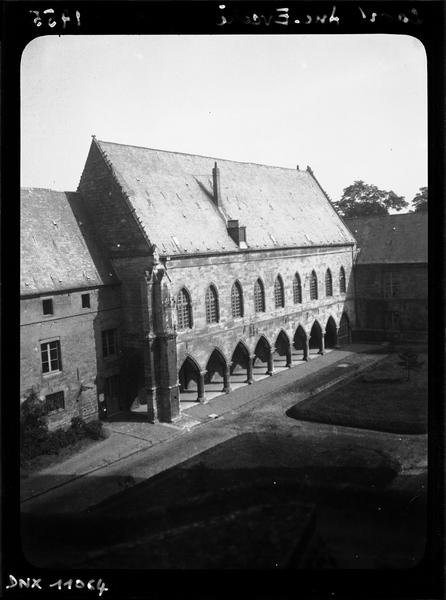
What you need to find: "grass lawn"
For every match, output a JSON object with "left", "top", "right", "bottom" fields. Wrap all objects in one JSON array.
[{"left": 287, "top": 352, "right": 427, "bottom": 434}]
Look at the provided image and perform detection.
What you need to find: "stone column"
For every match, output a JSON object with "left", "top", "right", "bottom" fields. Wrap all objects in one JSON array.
[
  {"left": 318, "top": 332, "right": 326, "bottom": 355},
  {"left": 143, "top": 269, "right": 159, "bottom": 423},
  {"left": 267, "top": 348, "right": 274, "bottom": 376},
  {"left": 286, "top": 345, "right": 292, "bottom": 368},
  {"left": 145, "top": 334, "right": 158, "bottom": 423},
  {"left": 334, "top": 326, "right": 341, "bottom": 349},
  {"left": 246, "top": 354, "right": 255, "bottom": 384},
  {"left": 197, "top": 370, "right": 207, "bottom": 403},
  {"left": 223, "top": 362, "right": 232, "bottom": 393},
  {"left": 303, "top": 338, "right": 309, "bottom": 361}
]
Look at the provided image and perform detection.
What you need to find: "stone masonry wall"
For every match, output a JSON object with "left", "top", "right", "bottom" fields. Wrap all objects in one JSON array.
[
  {"left": 168, "top": 245, "right": 355, "bottom": 371},
  {"left": 106, "top": 256, "right": 152, "bottom": 408},
  {"left": 354, "top": 264, "right": 428, "bottom": 335},
  {"left": 77, "top": 141, "right": 149, "bottom": 256},
  {"left": 101, "top": 246, "right": 354, "bottom": 408},
  {"left": 20, "top": 285, "right": 122, "bottom": 429}
]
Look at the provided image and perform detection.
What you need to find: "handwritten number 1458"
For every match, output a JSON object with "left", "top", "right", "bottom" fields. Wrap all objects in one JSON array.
[{"left": 30, "top": 9, "right": 80, "bottom": 29}]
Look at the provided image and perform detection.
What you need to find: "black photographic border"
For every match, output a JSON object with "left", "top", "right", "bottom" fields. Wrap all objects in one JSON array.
[{"left": 2, "top": 1, "right": 444, "bottom": 598}]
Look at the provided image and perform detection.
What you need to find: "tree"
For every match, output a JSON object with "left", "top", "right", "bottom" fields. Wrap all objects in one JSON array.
[
  {"left": 412, "top": 187, "right": 428, "bottom": 212},
  {"left": 332, "top": 180, "right": 408, "bottom": 218}
]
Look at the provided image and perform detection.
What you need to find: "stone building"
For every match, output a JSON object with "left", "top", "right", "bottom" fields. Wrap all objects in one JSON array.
[
  {"left": 21, "top": 137, "right": 357, "bottom": 424},
  {"left": 20, "top": 188, "right": 122, "bottom": 427},
  {"left": 345, "top": 213, "right": 427, "bottom": 343}
]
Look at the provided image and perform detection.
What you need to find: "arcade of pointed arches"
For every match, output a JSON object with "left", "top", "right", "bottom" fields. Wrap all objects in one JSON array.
[{"left": 178, "top": 311, "right": 351, "bottom": 402}]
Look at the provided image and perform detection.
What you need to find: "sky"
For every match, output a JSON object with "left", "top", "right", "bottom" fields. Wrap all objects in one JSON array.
[{"left": 21, "top": 34, "right": 427, "bottom": 209}]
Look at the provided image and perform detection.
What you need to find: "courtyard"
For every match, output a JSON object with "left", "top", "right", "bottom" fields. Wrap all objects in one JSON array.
[{"left": 21, "top": 344, "right": 428, "bottom": 570}]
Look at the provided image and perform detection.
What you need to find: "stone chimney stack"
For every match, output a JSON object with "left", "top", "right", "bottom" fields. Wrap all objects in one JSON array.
[{"left": 212, "top": 162, "right": 221, "bottom": 208}]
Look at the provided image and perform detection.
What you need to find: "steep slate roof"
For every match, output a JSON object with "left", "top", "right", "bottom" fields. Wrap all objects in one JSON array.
[
  {"left": 345, "top": 213, "right": 427, "bottom": 264},
  {"left": 94, "top": 139, "right": 355, "bottom": 256},
  {"left": 21, "top": 188, "right": 118, "bottom": 296}
]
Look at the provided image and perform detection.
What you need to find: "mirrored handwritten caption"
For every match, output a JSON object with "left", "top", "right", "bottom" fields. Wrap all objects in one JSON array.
[
  {"left": 216, "top": 4, "right": 422, "bottom": 27},
  {"left": 5, "top": 575, "right": 108, "bottom": 597}
]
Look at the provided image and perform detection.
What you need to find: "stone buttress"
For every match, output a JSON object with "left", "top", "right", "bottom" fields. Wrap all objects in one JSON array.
[{"left": 143, "top": 255, "right": 180, "bottom": 423}]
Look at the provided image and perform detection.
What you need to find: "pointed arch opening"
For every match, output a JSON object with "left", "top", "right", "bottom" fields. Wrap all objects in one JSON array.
[
  {"left": 205, "top": 284, "right": 219, "bottom": 324},
  {"left": 231, "top": 281, "right": 244, "bottom": 318},
  {"left": 176, "top": 288, "right": 192, "bottom": 330},
  {"left": 205, "top": 348, "right": 230, "bottom": 394},
  {"left": 254, "top": 335, "right": 273, "bottom": 376},
  {"left": 254, "top": 278, "right": 266, "bottom": 313},
  {"left": 293, "top": 325, "right": 308, "bottom": 361},
  {"left": 325, "top": 269, "right": 333, "bottom": 297},
  {"left": 310, "top": 271, "right": 318, "bottom": 300},
  {"left": 338, "top": 312, "right": 351, "bottom": 345},
  {"left": 325, "top": 316, "right": 338, "bottom": 348},
  {"left": 178, "top": 355, "right": 201, "bottom": 402},
  {"left": 309, "top": 320, "right": 324, "bottom": 354},
  {"left": 274, "top": 275, "right": 285, "bottom": 308},
  {"left": 339, "top": 266, "right": 346, "bottom": 294},
  {"left": 293, "top": 273, "right": 302, "bottom": 304},
  {"left": 274, "top": 330, "right": 292, "bottom": 368},
  {"left": 230, "top": 341, "right": 252, "bottom": 384},
  {"left": 205, "top": 349, "right": 226, "bottom": 383}
]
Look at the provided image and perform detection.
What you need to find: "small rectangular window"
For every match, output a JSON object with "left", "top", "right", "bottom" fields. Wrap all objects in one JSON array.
[
  {"left": 45, "top": 391, "right": 65, "bottom": 413},
  {"left": 42, "top": 298, "right": 53, "bottom": 315},
  {"left": 81, "top": 293, "right": 90, "bottom": 308},
  {"left": 41, "top": 340, "right": 62, "bottom": 373},
  {"left": 102, "top": 329, "right": 117, "bottom": 358}
]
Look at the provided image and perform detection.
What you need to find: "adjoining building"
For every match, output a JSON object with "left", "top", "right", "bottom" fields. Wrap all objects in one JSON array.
[
  {"left": 345, "top": 213, "right": 427, "bottom": 343},
  {"left": 20, "top": 188, "right": 122, "bottom": 427},
  {"left": 21, "top": 137, "right": 357, "bottom": 424}
]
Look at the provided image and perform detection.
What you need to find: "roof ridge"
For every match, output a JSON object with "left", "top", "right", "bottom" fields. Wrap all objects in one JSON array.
[
  {"left": 345, "top": 212, "right": 419, "bottom": 221},
  {"left": 95, "top": 138, "right": 305, "bottom": 173}
]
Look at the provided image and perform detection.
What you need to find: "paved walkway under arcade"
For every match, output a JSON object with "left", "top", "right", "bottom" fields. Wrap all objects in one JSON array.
[{"left": 177, "top": 347, "right": 334, "bottom": 409}]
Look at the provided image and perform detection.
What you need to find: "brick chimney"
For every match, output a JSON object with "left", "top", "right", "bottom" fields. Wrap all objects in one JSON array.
[{"left": 212, "top": 162, "right": 221, "bottom": 208}]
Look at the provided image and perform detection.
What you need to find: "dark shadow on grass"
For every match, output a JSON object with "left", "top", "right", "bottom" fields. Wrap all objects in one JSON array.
[
  {"left": 23, "top": 491, "right": 334, "bottom": 569},
  {"left": 87, "top": 431, "right": 402, "bottom": 515},
  {"left": 20, "top": 432, "right": 427, "bottom": 570},
  {"left": 286, "top": 401, "right": 427, "bottom": 435}
]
